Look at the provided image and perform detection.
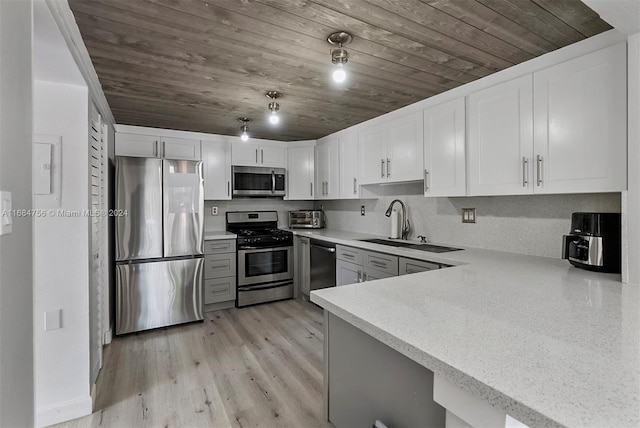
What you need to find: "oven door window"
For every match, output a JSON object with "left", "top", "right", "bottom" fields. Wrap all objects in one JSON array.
[{"left": 244, "top": 249, "right": 289, "bottom": 277}]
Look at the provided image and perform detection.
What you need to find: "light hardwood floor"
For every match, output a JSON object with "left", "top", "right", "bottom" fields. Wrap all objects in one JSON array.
[{"left": 54, "top": 299, "right": 329, "bottom": 428}]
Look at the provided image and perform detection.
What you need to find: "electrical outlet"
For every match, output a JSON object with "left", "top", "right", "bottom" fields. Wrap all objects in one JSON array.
[
  {"left": 211, "top": 206, "right": 218, "bottom": 216},
  {"left": 361, "top": 205, "right": 365, "bottom": 216},
  {"left": 44, "top": 310, "right": 62, "bottom": 331},
  {"left": 462, "top": 208, "right": 476, "bottom": 223}
]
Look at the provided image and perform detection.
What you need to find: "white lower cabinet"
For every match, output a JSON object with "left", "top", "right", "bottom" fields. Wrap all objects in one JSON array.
[
  {"left": 336, "top": 245, "right": 398, "bottom": 286},
  {"left": 203, "top": 239, "right": 236, "bottom": 311}
]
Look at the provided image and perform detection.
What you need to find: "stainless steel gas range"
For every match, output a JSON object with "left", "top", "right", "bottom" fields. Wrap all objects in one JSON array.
[{"left": 226, "top": 211, "right": 294, "bottom": 307}]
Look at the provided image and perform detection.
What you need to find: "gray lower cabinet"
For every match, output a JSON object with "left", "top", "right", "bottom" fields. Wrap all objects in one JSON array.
[
  {"left": 336, "top": 245, "right": 399, "bottom": 286},
  {"left": 204, "top": 238, "right": 236, "bottom": 311},
  {"left": 326, "top": 312, "right": 445, "bottom": 427}
]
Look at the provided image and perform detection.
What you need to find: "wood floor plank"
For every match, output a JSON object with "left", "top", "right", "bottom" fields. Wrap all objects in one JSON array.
[{"left": 52, "top": 299, "right": 328, "bottom": 428}]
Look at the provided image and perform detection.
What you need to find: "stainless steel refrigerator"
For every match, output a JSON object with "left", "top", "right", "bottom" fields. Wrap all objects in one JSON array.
[{"left": 115, "top": 156, "right": 204, "bottom": 335}]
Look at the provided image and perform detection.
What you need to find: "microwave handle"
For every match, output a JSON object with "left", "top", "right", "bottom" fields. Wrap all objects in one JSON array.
[{"left": 271, "top": 170, "right": 276, "bottom": 193}]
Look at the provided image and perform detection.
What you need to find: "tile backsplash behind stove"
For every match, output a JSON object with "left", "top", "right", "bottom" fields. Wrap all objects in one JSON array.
[{"left": 204, "top": 199, "right": 314, "bottom": 231}]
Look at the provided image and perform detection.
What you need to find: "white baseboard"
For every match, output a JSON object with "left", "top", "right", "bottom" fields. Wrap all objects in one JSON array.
[{"left": 36, "top": 395, "right": 92, "bottom": 427}]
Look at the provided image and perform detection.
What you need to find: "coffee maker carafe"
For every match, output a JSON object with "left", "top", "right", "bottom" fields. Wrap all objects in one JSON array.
[{"left": 562, "top": 212, "right": 621, "bottom": 273}]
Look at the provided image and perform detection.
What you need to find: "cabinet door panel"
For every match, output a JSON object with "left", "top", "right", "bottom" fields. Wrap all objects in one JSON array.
[
  {"left": 339, "top": 129, "right": 360, "bottom": 199},
  {"left": 202, "top": 140, "right": 231, "bottom": 200},
  {"left": 387, "top": 111, "right": 424, "bottom": 183},
  {"left": 358, "top": 124, "right": 387, "bottom": 185},
  {"left": 336, "top": 259, "right": 362, "bottom": 287},
  {"left": 232, "top": 143, "right": 260, "bottom": 166},
  {"left": 424, "top": 98, "right": 466, "bottom": 197},
  {"left": 468, "top": 75, "right": 533, "bottom": 196},
  {"left": 287, "top": 146, "right": 314, "bottom": 200},
  {"left": 534, "top": 44, "right": 627, "bottom": 193},
  {"left": 161, "top": 137, "right": 201, "bottom": 160},
  {"left": 260, "top": 146, "right": 286, "bottom": 168},
  {"left": 115, "top": 133, "right": 159, "bottom": 158}
]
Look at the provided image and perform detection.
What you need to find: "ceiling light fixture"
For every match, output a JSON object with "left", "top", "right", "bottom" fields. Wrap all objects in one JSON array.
[
  {"left": 328, "top": 31, "right": 352, "bottom": 84},
  {"left": 238, "top": 117, "right": 250, "bottom": 141},
  {"left": 265, "top": 91, "right": 282, "bottom": 125}
]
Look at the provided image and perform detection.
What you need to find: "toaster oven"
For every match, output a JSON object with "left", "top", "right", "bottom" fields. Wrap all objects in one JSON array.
[{"left": 289, "top": 210, "right": 325, "bottom": 229}]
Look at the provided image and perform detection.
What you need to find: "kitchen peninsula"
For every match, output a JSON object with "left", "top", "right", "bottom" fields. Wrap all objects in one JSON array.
[{"left": 308, "top": 230, "right": 639, "bottom": 428}]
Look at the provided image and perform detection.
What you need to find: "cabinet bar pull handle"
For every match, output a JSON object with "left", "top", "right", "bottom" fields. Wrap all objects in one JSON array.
[
  {"left": 424, "top": 170, "right": 429, "bottom": 192},
  {"left": 381, "top": 159, "right": 385, "bottom": 178},
  {"left": 227, "top": 181, "right": 230, "bottom": 196},
  {"left": 522, "top": 157, "right": 529, "bottom": 188},
  {"left": 255, "top": 149, "right": 258, "bottom": 163},
  {"left": 310, "top": 182, "right": 313, "bottom": 197},
  {"left": 536, "top": 155, "right": 543, "bottom": 186},
  {"left": 162, "top": 140, "right": 166, "bottom": 157},
  {"left": 261, "top": 149, "right": 264, "bottom": 164},
  {"left": 386, "top": 158, "right": 390, "bottom": 177},
  {"left": 154, "top": 140, "right": 159, "bottom": 157},
  {"left": 357, "top": 270, "right": 362, "bottom": 282},
  {"left": 353, "top": 177, "right": 357, "bottom": 194},
  {"left": 370, "top": 260, "right": 387, "bottom": 267},
  {"left": 363, "top": 272, "right": 367, "bottom": 281}
]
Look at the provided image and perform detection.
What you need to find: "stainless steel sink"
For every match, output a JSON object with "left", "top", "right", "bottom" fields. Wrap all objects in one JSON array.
[{"left": 358, "top": 238, "right": 462, "bottom": 253}]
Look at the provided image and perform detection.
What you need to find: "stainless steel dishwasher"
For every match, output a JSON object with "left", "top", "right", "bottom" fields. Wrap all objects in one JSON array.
[{"left": 310, "top": 239, "right": 336, "bottom": 292}]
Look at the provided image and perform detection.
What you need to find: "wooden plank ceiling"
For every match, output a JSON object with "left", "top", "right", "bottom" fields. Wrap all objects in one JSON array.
[{"left": 68, "top": 0, "right": 611, "bottom": 141}]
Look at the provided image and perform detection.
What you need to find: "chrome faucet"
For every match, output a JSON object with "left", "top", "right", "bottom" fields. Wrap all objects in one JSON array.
[{"left": 385, "top": 199, "right": 410, "bottom": 240}]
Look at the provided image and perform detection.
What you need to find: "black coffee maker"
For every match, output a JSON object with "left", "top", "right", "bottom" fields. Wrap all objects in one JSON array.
[{"left": 562, "top": 212, "right": 621, "bottom": 273}]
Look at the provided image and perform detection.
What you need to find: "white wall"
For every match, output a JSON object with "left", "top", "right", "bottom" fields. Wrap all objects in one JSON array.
[
  {"left": 205, "top": 199, "right": 314, "bottom": 231},
  {"left": 33, "top": 80, "right": 91, "bottom": 427},
  {"left": 320, "top": 185, "right": 621, "bottom": 258},
  {"left": 0, "top": 1, "right": 34, "bottom": 426}
]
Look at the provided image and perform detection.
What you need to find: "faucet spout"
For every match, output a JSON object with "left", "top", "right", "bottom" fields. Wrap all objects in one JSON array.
[{"left": 384, "top": 199, "right": 410, "bottom": 240}]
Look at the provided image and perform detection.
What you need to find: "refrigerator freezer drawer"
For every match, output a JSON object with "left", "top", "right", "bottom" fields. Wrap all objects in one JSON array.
[{"left": 116, "top": 258, "right": 204, "bottom": 335}]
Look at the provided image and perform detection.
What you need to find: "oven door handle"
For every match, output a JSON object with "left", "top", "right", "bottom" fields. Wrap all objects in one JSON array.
[
  {"left": 238, "top": 280, "right": 293, "bottom": 292},
  {"left": 238, "top": 245, "right": 292, "bottom": 251}
]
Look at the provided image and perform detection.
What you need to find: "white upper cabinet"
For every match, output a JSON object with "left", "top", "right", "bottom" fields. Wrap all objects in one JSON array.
[
  {"left": 287, "top": 145, "right": 315, "bottom": 200},
  {"left": 423, "top": 97, "right": 466, "bottom": 197},
  {"left": 316, "top": 136, "right": 340, "bottom": 199},
  {"left": 202, "top": 139, "right": 231, "bottom": 200},
  {"left": 358, "top": 111, "right": 424, "bottom": 185},
  {"left": 231, "top": 143, "right": 286, "bottom": 168},
  {"left": 386, "top": 111, "right": 424, "bottom": 183},
  {"left": 339, "top": 129, "right": 360, "bottom": 199},
  {"left": 533, "top": 43, "right": 627, "bottom": 194},
  {"left": 468, "top": 75, "right": 534, "bottom": 196},
  {"left": 116, "top": 133, "right": 201, "bottom": 160}
]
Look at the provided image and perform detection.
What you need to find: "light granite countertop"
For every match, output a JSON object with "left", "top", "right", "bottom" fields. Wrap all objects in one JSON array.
[
  {"left": 304, "top": 229, "right": 639, "bottom": 428},
  {"left": 203, "top": 230, "right": 236, "bottom": 240}
]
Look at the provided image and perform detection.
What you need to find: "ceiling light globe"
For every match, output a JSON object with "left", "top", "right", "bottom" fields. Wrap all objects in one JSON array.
[
  {"left": 241, "top": 132, "right": 249, "bottom": 142},
  {"left": 269, "top": 111, "right": 279, "bottom": 125},
  {"left": 333, "top": 65, "right": 347, "bottom": 83}
]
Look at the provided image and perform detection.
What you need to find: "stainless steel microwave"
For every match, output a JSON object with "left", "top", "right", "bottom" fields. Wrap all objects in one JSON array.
[{"left": 232, "top": 166, "right": 286, "bottom": 197}]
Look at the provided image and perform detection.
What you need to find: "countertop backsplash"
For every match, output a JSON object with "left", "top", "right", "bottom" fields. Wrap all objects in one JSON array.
[
  {"left": 204, "top": 199, "right": 314, "bottom": 231},
  {"left": 317, "top": 183, "right": 621, "bottom": 259}
]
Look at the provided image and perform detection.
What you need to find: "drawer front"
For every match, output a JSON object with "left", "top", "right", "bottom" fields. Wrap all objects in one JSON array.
[
  {"left": 399, "top": 258, "right": 440, "bottom": 275},
  {"left": 204, "top": 253, "right": 236, "bottom": 279},
  {"left": 204, "top": 277, "right": 236, "bottom": 304},
  {"left": 364, "top": 267, "right": 396, "bottom": 282},
  {"left": 337, "top": 245, "right": 363, "bottom": 264},
  {"left": 204, "top": 239, "right": 236, "bottom": 254},
  {"left": 364, "top": 251, "right": 398, "bottom": 276}
]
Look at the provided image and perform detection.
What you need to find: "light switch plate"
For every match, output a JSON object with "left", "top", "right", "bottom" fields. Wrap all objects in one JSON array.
[
  {"left": 0, "top": 191, "right": 12, "bottom": 235},
  {"left": 211, "top": 206, "right": 218, "bottom": 216},
  {"left": 462, "top": 208, "right": 476, "bottom": 224}
]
